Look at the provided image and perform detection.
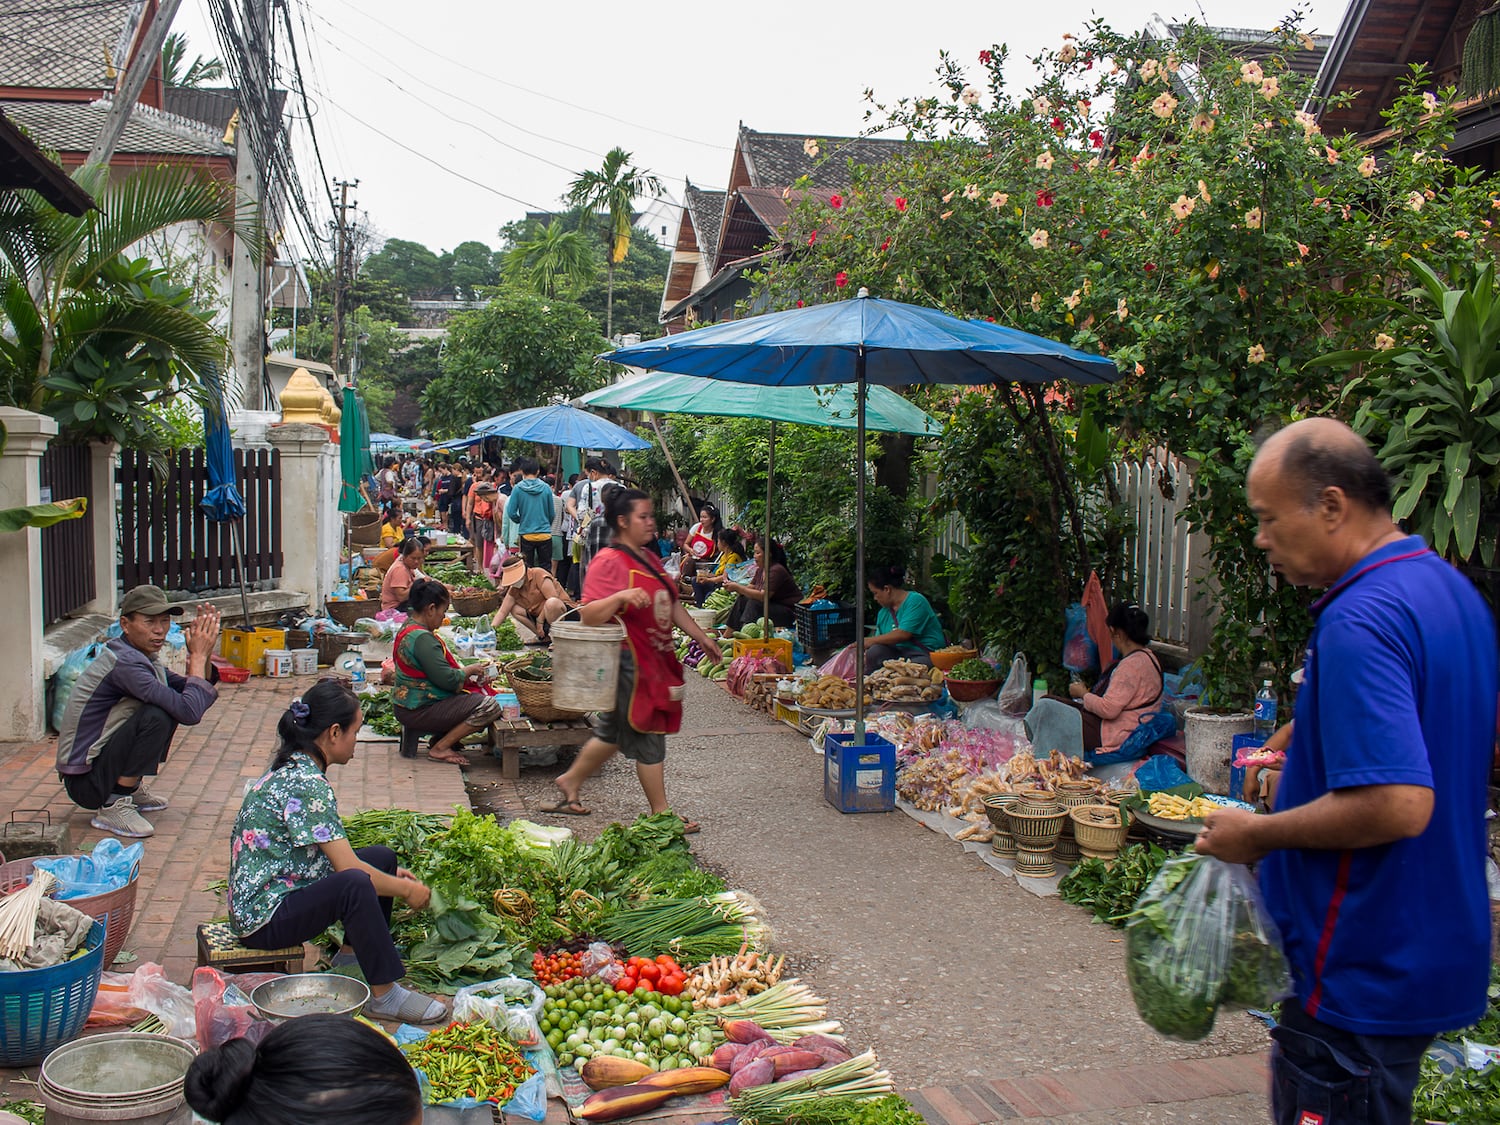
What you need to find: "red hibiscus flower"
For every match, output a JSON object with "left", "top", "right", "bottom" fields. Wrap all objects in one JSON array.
[
  {"left": 807, "top": 230, "right": 818, "bottom": 246},
  {"left": 1036, "top": 190, "right": 1055, "bottom": 207},
  {"left": 894, "top": 197, "right": 908, "bottom": 212},
  {"left": 979, "top": 50, "right": 993, "bottom": 64},
  {"left": 1098, "top": 228, "right": 1110, "bottom": 238},
  {"left": 1144, "top": 262, "right": 1156, "bottom": 273},
  {"left": 879, "top": 238, "right": 891, "bottom": 251},
  {"left": 829, "top": 194, "right": 843, "bottom": 209},
  {"left": 1051, "top": 116, "right": 1065, "bottom": 134},
  {"left": 835, "top": 271, "right": 849, "bottom": 287},
  {"left": 796, "top": 300, "right": 805, "bottom": 307},
  {"left": 1089, "top": 130, "right": 1104, "bottom": 148}
]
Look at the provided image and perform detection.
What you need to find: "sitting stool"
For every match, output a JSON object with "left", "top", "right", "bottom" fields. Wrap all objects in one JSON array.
[{"left": 196, "top": 921, "right": 305, "bottom": 975}]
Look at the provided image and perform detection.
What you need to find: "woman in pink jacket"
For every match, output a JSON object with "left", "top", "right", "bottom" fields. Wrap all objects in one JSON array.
[{"left": 1065, "top": 602, "right": 1163, "bottom": 755}]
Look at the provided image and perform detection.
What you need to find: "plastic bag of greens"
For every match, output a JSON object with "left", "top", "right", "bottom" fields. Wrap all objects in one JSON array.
[
  {"left": 1123, "top": 853, "right": 1290, "bottom": 1041},
  {"left": 452, "top": 976, "right": 546, "bottom": 1047}
]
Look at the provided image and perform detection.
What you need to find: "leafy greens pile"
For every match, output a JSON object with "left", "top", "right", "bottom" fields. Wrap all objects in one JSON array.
[{"left": 1058, "top": 843, "right": 1170, "bottom": 925}]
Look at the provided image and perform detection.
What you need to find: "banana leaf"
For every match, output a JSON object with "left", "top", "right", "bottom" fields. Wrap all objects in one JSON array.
[{"left": 0, "top": 496, "right": 86, "bottom": 532}]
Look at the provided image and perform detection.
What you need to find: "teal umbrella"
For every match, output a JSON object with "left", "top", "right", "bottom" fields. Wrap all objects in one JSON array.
[{"left": 338, "top": 386, "right": 373, "bottom": 515}]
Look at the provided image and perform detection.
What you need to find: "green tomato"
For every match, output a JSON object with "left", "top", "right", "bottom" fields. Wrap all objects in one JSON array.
[
  {"left": 599, "top": 1038, "right": 619, "bottom": 1054},
  {"left": 639, "top": 1004, "right": 661, "bottom": 1021},
  {"left": 625, "top": 1021, "right": 642, "bottom": 1038},
  {"left": 574, "top": 1043, "right": 594, "bottom": 1059},
  {"left": 662, "top": 1033, "right": 680, "bottom": 1050},
  {"left": 634, "top": 1051, "right": 651, "bottom": 1063}
]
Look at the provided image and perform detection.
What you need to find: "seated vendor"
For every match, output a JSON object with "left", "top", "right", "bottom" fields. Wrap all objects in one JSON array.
[
  {"left": 723, "top": 537, "right": 801, "bottom": 631},
  {"left": 491, "top": 555, "right": 571, "bottom": 647},
  {"left": 226, "top": 680, "right": 447, "bottom": 1024},
  {"left": 862, "top": 564, "right": 947, "bottom": 674},
  {"left": 379, "top": 515, "right": 406, "bottom": 549},
  {"left": 55, "top": 585, "right": 222, "bottom": 839},
  {"left": 379, "top": 536, "right": 424, "bottom": 611},
  {"left": 1062, "top": 601, "right": 1163, "bottom": 755},
  {"left": 393, "top": 579, "right": 502, "bottom": 766},
  {"left": 690, "top": 528, "right": 747, "bottom": 603}
]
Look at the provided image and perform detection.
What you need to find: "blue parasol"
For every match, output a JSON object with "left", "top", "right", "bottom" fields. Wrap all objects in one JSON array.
[{"left": 470, "top": 403, "right": 651, "bottom": 450}]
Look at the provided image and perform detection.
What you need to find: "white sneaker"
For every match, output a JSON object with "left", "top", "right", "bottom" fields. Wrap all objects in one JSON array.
[
  {"left": 90, "top": 796, "right": 155, "bottom": 838},
  {"left": 132, "top": 783, "right": 168, "bottom": 812}
]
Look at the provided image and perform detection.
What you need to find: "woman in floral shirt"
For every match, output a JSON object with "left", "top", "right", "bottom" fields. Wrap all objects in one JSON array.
[{"left": 227, "top": 679, "right": 446, "bottom": 1024}]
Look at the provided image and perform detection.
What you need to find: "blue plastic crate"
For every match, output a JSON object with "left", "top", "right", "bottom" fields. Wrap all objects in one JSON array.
[
  {"left": 823, "top": 731, "right": 896, "bottom": 813},
  {"left": 795, "top": 603, "right": 856, "bottom": 650}
]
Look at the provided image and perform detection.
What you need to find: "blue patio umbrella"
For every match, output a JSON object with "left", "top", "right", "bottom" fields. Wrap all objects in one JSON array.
[
  {"left": 470, "top": 403, "right": 651, "bottom": 451},
  {"left": 199, "top": 367, "right": 252, "bottom": 626},
  {"left": 606, "top": 290, "right": 1120, "bottom": 727}
]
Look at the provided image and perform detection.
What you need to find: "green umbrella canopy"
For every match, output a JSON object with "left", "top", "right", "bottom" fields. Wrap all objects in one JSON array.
[
  {"left": 338, "top": 386, "right": 373, "bottom": 514},
  {"left": 578, "top": 370, "right": 942, "bottom": 435}
]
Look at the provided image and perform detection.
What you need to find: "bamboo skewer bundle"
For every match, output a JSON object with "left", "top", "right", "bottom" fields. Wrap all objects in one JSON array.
[{"left": 0, "top": 870, "right": 56, "bottom": 960}]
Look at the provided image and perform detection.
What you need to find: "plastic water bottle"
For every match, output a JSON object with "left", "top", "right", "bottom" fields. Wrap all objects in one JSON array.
[{"left": 1253, "top": 680, "right": 1278, "bottom": 737}]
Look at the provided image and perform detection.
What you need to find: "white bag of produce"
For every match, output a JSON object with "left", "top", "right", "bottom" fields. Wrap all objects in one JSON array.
[{"left": 452, "top": 976, "right": 546, "bottom": 1047}]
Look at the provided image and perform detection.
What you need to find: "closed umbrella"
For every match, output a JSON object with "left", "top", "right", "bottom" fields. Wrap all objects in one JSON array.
[
  {"left": 470, "top": 403, "right": 651, "bottom": 450},
  {"left": 607, "top": 290, "right": 1119, "bottom": 729},
  {"left": 199, "top": 367, "right": 251, "bottom": 626},
  {"left": 338, "top": 386, "right": 372, "bottom": 514}
]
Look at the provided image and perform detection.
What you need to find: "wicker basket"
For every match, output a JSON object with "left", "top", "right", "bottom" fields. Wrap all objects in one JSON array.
[
  {"left": 1006, "top": 808, "right": 1067, "bottom": 849},
  {"left": 943, "top": 676, "right": 1001, "bottom": 703},
  {"left": 0, "top": 856, "right": 138, "bottom": 967},
  {"left": 1070, "top": 804, "right": 1131, "bottom": 854},
  {"left": 1015, "top": 845, "right": 1057, "bottom": 878},
  {"left": 506, "top": 659, "right": 588, "bottom": 723},
  {"left": 324, "top": 598, "right": 377, "bottom": 628},
  {"left": 981, "top": 793, "right": 1017, "bottom": 832},
  {"left": 1015, "top": 786, "right": 1062, "bottom": 816},
  {"left": 450, "top": 591, "right": 501, "bottom": 617}
]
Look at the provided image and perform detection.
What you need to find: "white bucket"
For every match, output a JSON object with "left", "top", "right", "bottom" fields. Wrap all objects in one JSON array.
[
  {"left": 291, "top": 649, "right": 318, "bottom": 676},
  {"left": 263, "top": 650, "right": 293, "bottom": 678},
  {"left": 551, "top": 619, "right": 626, "bottom": 712},
  {"left": 687, "top": 607, "right": 718, "bottom": 634}
]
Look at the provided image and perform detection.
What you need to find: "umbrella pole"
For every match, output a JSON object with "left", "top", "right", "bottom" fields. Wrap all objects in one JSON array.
[
  {"left": 763, "top": 420, "right": 774, "bottom": 632},
  {"left": 648, "top": 415, "right": 696, "bottom": 518},
  {"left": 230, "top": 518, "right": 253, "bottom": 628},
  {"left": 854, "top": 352, "right": 867, "bottom": 736}
]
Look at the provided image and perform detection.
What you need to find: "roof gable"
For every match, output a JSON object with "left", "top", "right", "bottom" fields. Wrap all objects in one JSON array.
[
  {"left": 683, "top": 182, "right": 725, "bottom": 260},
  {"left": 737, "top": 126, "right": 909, "bottom": 191},
  {"left": 0, "top": 98, "right": 233, "bottom": 160},
  {"left": 0, "top": 0, "right": 142, "bottom": 92}
]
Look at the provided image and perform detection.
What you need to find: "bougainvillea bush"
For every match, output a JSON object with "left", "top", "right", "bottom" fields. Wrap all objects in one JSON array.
[{"left": 759, "top": 16, "right": 1499, "bottom": 706}]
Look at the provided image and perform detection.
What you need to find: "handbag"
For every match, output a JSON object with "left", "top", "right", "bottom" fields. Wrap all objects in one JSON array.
[{"left": 1092, "top": 710, "right": 1177, "bottom": 766}]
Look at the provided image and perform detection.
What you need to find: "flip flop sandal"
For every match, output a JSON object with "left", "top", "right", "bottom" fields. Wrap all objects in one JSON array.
[
  {"left": 682, "top": 821, "right": 701, "bottom": 835},
  {"left": 542, "top": 799, "right": 592, "bottom": 816}
]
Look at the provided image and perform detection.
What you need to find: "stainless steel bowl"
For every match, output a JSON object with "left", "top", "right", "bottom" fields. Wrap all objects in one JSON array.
[{"left": 250, "top": 973, "right": 370, "bottom": 1021}]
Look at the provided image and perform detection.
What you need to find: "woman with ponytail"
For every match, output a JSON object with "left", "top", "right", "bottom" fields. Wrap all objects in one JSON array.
[
  {"left": 185, "top": 1013, "right": 420, "bottom": 1124},
  {"left": 225, "top": 680, "right": 446, "bottom": 1024}
]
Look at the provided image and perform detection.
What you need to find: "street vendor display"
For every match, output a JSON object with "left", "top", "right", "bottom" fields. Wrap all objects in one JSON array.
[
  {"left": 723, "top": 538, "right": 801, "bottom": 632},
  {"left": 226, "top": 680, "right": 447, "bottom": 1024},
  {"left": 549, "top": 488, "right": 723, "bottom": 824},
  {"left": 185, "top": 1011, "right": 420, "bottom": 1124},
  {"left": 392, "top": 579, "right": 503, "bottom": 767},
  {"left": 1061, "top": 602, "right": 1164, "bottom": 760}
]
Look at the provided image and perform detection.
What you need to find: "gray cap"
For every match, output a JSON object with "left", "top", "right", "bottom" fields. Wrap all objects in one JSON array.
[{"left": 119, "top": 585, "right": 184, "bottom": 617}]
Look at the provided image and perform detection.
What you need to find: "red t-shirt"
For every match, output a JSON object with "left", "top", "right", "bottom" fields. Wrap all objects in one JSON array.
[{"left": 582, "top": 546, "right": 677, "bottom": 658}]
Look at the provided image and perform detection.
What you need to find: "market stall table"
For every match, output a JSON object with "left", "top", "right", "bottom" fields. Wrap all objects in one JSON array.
[{"left": 487, "top": 715, "right": 595, "bottom": 780}]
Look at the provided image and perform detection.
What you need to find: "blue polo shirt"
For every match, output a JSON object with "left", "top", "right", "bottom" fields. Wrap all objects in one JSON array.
[{"left": 1260, "top": 535, "right": 1498, "bottom": 1036}]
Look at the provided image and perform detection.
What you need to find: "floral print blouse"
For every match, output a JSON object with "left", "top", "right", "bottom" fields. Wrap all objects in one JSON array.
[{"left": 227, "top": 751, "right": 345, "bottom": 935}]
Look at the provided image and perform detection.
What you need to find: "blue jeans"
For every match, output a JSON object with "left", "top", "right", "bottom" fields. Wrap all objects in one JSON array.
[{"left": 1271, "top": 1004, "right": 1432, "bottom": 1125}]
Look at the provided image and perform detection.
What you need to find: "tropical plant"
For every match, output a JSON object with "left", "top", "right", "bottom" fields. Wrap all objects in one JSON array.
[
  {"left": 1318, "top": 258, "right": 1500, "bottom": 568},
  {"left": 160, "top": 32, "right": 225, "bottom": 88},
  {"left": 0, "top": 420, "right": 86, "bottom": 532},
  {"left": 504, "top": 219, "right": 596, "bottom": 298},
  {"left": 567, "top": 147, "right": 662, "bottom": 339},
  {"left": 0, "top": 163, "right": 241, "bottom": 445}
]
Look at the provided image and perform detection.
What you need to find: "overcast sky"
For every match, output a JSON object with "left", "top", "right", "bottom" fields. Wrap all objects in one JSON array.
[{"left": 174, "top": 0, "right": 1350, "bottom": 258}]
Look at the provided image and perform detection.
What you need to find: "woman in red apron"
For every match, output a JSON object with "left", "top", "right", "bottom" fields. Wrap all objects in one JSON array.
[
  {"left": 391, "top": 579, "right": 501, "bottom": 766},
  {"left": 548, "top": 488, "right": 724, "bottom": 830}
]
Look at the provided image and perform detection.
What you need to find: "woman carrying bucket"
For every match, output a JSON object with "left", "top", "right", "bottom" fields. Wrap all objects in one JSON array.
[{"left": 547, "top": 488, "right": 723, "bottom": 829}]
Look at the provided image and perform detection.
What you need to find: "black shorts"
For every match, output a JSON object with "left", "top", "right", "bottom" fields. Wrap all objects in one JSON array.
[{"left": 591, "top": 650, "right": 667, "bottom": 765}]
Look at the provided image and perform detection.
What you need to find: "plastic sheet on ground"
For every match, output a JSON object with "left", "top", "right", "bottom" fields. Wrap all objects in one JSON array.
[{"left": 895, "top": 798, "right": 1063, "bottom": 898}]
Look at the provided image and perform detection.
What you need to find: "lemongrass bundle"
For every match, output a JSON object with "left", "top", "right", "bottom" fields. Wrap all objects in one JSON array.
[
  {"left": 727, "top": 1050, "right": 895, "bottom": 1116},
  {"left": 0, "top": 870, "right": 56, "bottom": 961}
]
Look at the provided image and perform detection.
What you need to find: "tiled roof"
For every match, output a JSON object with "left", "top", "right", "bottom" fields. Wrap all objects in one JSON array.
[
  {"left": 683, "top": 181, "right": 725, "bottom": 259},
  {"left": 0, "top": 106, "right": 95, "bottom": 212},
  {"left": 739, "top": 127, "right": 910, "bottom": 190},
  {"left": 0, "top": 0, "right": 139, "bottom": 91},
  {"left": 163, "top": 86, "right": 287, "bottom": 134},
  {"left": 0, "top": 98, "right": 232, "bottom": 158}
]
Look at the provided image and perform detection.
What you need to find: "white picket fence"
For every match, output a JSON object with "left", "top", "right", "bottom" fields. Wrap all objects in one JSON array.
[{"left": 928, "top": 455, "right": 1209, "bottom": 651}]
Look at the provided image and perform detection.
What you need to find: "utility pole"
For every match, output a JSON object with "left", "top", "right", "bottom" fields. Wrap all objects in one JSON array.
[
  {"left": 330, "top": 177, "right": 358, "bottom": 381},
  {"left": 86, "top": 0, "right": 183, "bottom": 167},
  {"left": 229, "top": 0, "right": 270, "bottom": 410}
]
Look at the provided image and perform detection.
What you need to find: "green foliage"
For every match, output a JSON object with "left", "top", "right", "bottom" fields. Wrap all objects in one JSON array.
[
  {"left": 364, "top": 237, "right": 447, "bottom": 299},
  {"left": 1323, "top": 258, "right": 1500, "bottom": 568},
  {"left": 568, "top": 147, "right": 664, "bottom": 339},
  {"left": 420, "top": 290, "right": 608, "bottom": 435},
  {"left": 1058, "top": 842, "right": 1169, "bottom": 925},
  {"left": 160, "top": 31, "right": 224, "bottom": 87},
  {"left": 1413, "top": 1056, "right": 1500, "bottom": 1123},
  {"left": 504, "top": 220, "right": 597, "bottom": 299},
  {"left": 763, "top": 22, "right": 1498, "bottom": 708}
]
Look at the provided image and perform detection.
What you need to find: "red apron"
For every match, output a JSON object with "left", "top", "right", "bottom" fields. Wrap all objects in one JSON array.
[
  {"left": 583, "top": 546, "right": 686, "bottom": 734},
  {"left": 392, "top": 623, "right": 495, "bottom": 698}
]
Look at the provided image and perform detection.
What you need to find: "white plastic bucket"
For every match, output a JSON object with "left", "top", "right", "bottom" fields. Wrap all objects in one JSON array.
[
  {"left": 687, "top": 607, "right": 718, "bottom": 634},
  {"left": 263, "top": 650, "right": 293, "bottom": 678},
  {"left": 550, "top": 618, "right": 626, "bottom": 712},
  {"left": 291, "top": 649, "right": 318, "bottom": 675}
]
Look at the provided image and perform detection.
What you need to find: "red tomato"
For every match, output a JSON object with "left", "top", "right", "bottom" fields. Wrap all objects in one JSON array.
[
  {"left": 658, "top": 976, "right": 683, "bottom": 996},
  {"left": 617, "top": 976, "right": 637, "bottom": 994},
  {"left": 638, "top": 962, "right": 661, "bottom": 982},
  {"left": 655, "top": 955, "right": 676, "bottom": 969}
]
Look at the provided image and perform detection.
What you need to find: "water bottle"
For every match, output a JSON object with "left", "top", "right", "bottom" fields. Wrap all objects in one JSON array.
[{"left": 1253, "top": 680, "right": 1278, "bottom": 738}]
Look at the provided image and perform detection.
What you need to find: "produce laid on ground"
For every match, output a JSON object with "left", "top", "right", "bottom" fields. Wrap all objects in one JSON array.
[
  {"left": 359, "top": 690, "right": 403, "bottom": 736},
  {"left": 686, "top": 946, "right": 787, "bottom": 1007},
  {"left": 403, "top": 1020, "right": 535, "bottom": 1103},
  {"left": 797, "top": 674, "right": 862, "bottom": 710},
  {"left": 1058, "top": 843, "right": 1170, "bottom": 925},
  {"left": 866, "top": 659, "right": 944, "bottom": 703},
  {"left": 426, "top": 561, "right": 495, "bottom": 590},
  {"left": 542, "top": 978, "right": 715, "bottom": 1071}
]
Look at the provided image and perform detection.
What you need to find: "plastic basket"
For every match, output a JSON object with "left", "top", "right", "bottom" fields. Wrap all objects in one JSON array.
[
  {"left": 794, "top": 603, "right": 856, "bottom": 650},
  {"left": 220, "top": 627, "right": 287, "bottom": 675},
  {"left": 0, "top": 856, "right": 139, "bottom": 967},
  {"left": 0, "top": 919, "right": 105, "bottom": 1066},
  {"left": 823, "top": 731, "right": 896, "bottom": 814},
  {"left": 773, "top": 699, "right": 800, "bottom": 728},
  {"left": 732, "top": 637, "right": 793, "bottom": 669}
]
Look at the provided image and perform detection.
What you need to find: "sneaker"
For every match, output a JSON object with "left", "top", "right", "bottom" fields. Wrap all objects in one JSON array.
[
  {"left": 90, "top": 796, "right": 155, "bottom": 838},
  {"left": 132, "top": 783, "right": 168, "bottom": 812}
]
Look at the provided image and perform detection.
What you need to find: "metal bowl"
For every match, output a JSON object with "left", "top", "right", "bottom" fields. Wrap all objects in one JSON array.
[{"left": 250, "top": 973, "right": 370, "bottom": 1021}]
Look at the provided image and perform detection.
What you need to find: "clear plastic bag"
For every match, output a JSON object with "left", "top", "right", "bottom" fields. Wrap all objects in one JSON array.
[
  {"left": 129, "top": 962, "right": 197, "bottom": 1038},
  {"left": 193, "top": 966, "right": 275, "bottom": 1049},
  {"left": 452, "top": 976, "right": 545, "bottom": 1047},
  {"left": 961, "top": 700, "right": 1026, "bottom": 737},
  {"left": 578, "top": 941, "right": 619, "bottom": 979},
  {"left": 997, "top": 652, "right": 1031, "bottom": 716},
  {"left": 34, "top": 839, "right": 143, "bottom": 898},
  {"left": 1124, "top": 854, "right": 1291, "bottom": 1041}
]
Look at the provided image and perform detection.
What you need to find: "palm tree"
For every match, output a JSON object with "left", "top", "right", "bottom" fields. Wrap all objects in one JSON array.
[
  {"left": 503, "top": 219, "right": 596, "bottom": 299},
  {"left": 160, "top": 32, "right": 226, "bottom": 88},
  {"left": 566, "top": 147, "right": 661, "bottom": 339},
  {"left": 0, "top": 163, "right": 244, "bottom": 442}
]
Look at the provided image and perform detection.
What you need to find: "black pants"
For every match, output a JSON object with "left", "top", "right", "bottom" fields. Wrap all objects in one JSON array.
[
  {"left": 728, "top": 596, "right": 795, "bottom": 631},
  {"left": 1271, "top": 1004, "right": 1433, "bottom": 1125},
  {"left": 242, "top": 846, "right": 406, "bottom": 987},
  {"left": 519, "top": 537, "right": 550, "bottom": 570},
  {"left": 863, "top": 643, "right": 932, "bottom": 675},
  {"left": 62, "top": 704, "right": 177, "bottom": 810}
]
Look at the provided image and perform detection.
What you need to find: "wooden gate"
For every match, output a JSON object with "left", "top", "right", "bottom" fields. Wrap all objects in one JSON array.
[
  {"left": 117, "top": 448, "right": 282, "bottom": 592},
  {"left": 39, "top": 443, "right": 95, "bottom": 625}
]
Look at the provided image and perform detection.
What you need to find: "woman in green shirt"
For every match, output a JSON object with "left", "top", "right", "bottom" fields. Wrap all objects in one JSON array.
[
  {"left": 392, "top": 579, "right": 502, "bottom": 767},
  {"left": 862, "top": 564, "right": 948, "bottom": 673}
]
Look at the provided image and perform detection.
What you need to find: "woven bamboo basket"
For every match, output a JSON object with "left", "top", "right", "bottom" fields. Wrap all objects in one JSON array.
[
  {"left": 506, "top": 659, "right": 588, "bottom": 723},
  {"left": 1070, "top": 804, "right": 1131, "bottom": 854},
  {"left": 450, "top": 591, "right": 501, "bottom": 617},
  {"left": 324, "top": 598, "right": 376, "bottom": 628},
  {"left": 1015, "top": 787, "right": 1062, "bottom": 816},
  {"left": 1006, "top": 808, "right": 1067, "bottom": 849}
]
